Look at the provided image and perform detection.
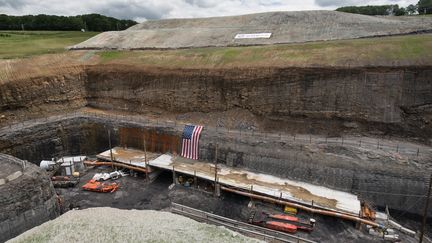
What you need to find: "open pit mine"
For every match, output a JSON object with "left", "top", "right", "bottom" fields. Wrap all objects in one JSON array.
[{"left": 1, "top": 10, "right": 432, "bottom": 243}]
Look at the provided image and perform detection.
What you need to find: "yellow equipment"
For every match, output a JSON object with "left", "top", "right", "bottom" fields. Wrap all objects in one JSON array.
[{"left": 284, "top": 205, "right": 298, "bottom": 215}]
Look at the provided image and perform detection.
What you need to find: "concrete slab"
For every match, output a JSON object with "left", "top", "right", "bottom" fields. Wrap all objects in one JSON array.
[
  {"left": 97, "top": 147, "right": 160, "bottom": 168},
  {"left": 96, "top": 147, "right": 361, "bottom": 214},
  {"left": 149, "top": 154, "right": 361, "bottom": 215}
]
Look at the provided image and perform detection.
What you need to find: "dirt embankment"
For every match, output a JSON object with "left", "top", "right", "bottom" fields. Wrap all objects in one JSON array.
[{"left": 72, "top": 11, "right": 432, "bottom": 50}]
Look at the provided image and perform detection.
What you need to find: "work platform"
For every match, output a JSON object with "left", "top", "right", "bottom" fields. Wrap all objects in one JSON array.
[
  {"left": 97, "top": 147, "right": 361, "bottom": 215},
  {"left": 96, "top": 147, "right": 160, "bottom": 172}
]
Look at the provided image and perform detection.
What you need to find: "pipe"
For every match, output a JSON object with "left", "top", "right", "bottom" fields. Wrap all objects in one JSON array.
[
  {"left": 221, "top": 186, "right": 384, "bottom": 229},
  {"left": 84, "top": 161, "right": 149, "bottom": 174},
  {"left": 388, "top": 219, "right": 416, "bottom": 236}
]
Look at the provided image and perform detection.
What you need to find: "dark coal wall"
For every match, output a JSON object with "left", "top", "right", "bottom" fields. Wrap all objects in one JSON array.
[
  {"left": 86, "top": 65, "right": 432, "bottom": 141},
  {"left": 0, "top": 116, "right": 180, "bottom": 165},
  {"left": 0, "top": 117, "right": 119, "bottom": 164},
  {"left": 198, "top": 133, "right": 430, "bottom": 217}
]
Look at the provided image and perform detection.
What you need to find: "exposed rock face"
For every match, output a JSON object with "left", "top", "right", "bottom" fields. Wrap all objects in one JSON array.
[
  {"left": 0, "top": 72, "right": 87, "bottom": 121},
  {"left": 0, "top": 116, "right": 430, "bottom": 217},
  {"left": 0, "top": 116, "right": 162, "bottom": 166},
  {"left": 1, "top": 65, "right": 430, "bottom": 140},
  {"left": 0, "top": 154, "right": 59, "bottom": 242},
  {"left": 199, "top": 134, "right": 431, "bottom": 217},
  {"left": 85, "top": 65, "right": 432, "bottom": 141},
  {"left": 0, "top": 64, "right": 431, "bottom": 218},
  {"left": 0, "top": 117, "right": 115, "bottom": 163}
]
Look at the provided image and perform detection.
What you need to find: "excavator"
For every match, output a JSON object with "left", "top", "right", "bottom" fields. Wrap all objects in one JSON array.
[{"left": 249, "top": 211, "right": 315, "bottom": 234}]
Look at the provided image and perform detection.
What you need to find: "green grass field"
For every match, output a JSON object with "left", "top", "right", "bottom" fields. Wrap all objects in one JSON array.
[
  {"left": 0, "top": 31, "right": 98, "bottom": 59},
  {"left": 97, "top": 34, "right": 432, "bottom": 67},
  {"left": 1, "top": 30, "right": 431, "bottom": 67}
]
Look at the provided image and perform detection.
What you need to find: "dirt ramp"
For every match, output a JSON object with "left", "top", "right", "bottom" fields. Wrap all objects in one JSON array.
[{"left": 71, "top": 10, "right": 432, "bottom": 50}]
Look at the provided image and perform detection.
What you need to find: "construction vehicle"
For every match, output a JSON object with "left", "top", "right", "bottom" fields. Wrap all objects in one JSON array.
[
  {"left": 249, "top": 211, "right": 315, "bottom": 234},
  {"left": 82, "top": 179, "right": 119, "bottom": 193}
]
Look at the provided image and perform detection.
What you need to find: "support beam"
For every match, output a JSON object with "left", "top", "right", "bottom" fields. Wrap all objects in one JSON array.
[
  {"left": 143, "top": 129, "right": 149, "bottom": 182},
  {"left": 84, "top": 161, "right": 149, "bottom": 174},
  {"left": 419, "top": 173, "right": 432, "bottom": 243},
  {"left": 214, "top": 144, "right": 218, "bottom": 197},
  {"left": 172, "top": 165, "right": 176, "bottom": 185},
  {"left": 108, "top": 129, "right": 114, "bottom": 170}
]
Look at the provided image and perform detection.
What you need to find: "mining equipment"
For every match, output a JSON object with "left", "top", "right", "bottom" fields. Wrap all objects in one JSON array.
[{"left": 249, "top": 211, "right": 315, "bottom": 234}]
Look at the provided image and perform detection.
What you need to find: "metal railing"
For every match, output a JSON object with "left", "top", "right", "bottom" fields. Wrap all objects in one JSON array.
[{"left": 171, "top": 202, "right": 316, "bottom": 243}]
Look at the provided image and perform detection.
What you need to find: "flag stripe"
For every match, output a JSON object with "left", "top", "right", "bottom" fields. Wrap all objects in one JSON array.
[
  {"left": 193, "top": 126, "right": 203, "bottom": 159},
  {"left": 192, "top": 126, "right": 198, "bottom": 159},
  {"left": 187, "top": 139, "right": 191, "bottom": 158},
  {"left": 181, "top": 124, "right": 203, "bottom": 160},
  {"left": 181, "top": 139, "right": 186, "bottom": 157}
]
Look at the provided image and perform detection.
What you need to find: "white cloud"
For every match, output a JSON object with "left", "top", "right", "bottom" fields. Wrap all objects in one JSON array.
[
  {"left": 0, "top": 0, "right": 419, "bottom": 22},
  {"left": 314, "top": 0, "right": 416, "bottom": 7}
]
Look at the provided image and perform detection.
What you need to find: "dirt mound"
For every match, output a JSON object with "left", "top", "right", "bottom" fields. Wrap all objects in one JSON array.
[
  {"left": 8, "top": 207, "right": 260, "bottom": 243},
  {"left": 71, "top": 10, "right": 432, "bottom": 50}
]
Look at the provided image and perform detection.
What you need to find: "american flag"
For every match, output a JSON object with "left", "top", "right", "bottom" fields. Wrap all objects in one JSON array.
[{"left": 181, "top": 124, "right": 203, "bottom": 160}]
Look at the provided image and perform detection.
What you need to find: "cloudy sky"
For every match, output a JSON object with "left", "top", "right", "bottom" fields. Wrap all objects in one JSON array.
[{"left": 0, "top": 0, "right": 418, "bottom": 22}]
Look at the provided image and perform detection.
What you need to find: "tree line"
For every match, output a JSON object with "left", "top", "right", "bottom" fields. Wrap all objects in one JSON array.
[
  {"left": 336, "top": 0, "right": 432, "bottom": 16},
  {"left": 0, "top": 13, "right": 137, "bottom": 31}
]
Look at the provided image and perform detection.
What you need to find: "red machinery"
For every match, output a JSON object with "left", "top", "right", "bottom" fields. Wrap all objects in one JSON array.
[
  {"left": 82, "top": 179, "right": 119, "bottom": 193},
  {"left": 249, "top": 211, "right": 315, "bottom": 234}
]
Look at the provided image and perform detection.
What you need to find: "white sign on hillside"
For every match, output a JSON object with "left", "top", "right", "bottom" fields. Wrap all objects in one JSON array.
[{"left": 234, "top": 33, "right": 272, "bottom": 39}]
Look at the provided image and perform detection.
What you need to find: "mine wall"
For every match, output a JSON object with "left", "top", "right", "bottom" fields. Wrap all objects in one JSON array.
[
  {"left": 0, "top": 65, "right": 431, "bottom": 140},
  {"left": 199, "top": 134, "right": 429, "bottom": 218},
  {"left": 0, "top": 65, "right": 431, "bottom": 219},
  {"left": 85, "top": 65, "right": 432, "bottom": 141},
  {"left": 0, "top": 116, "right": 430, "bottom": 217},
  {"left": 0, "top": 118, "right": 118, "bottom": 162},
  {"left": 0, "top": 154, "right": 59, "bottom": 242},
  {"left": 0, "top": 71, "right": 88, "bottom": 121}
]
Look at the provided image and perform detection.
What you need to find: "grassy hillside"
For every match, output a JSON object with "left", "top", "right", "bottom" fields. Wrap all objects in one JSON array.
[
  {"left": 0, "top": 31, "right": 98, "bottom": 59},
  {"left": 97, "top": 34, "right": 432, "bottom": 67},
  {"left": 1, "top": 30, "right": 431, "bottom": 68}
]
